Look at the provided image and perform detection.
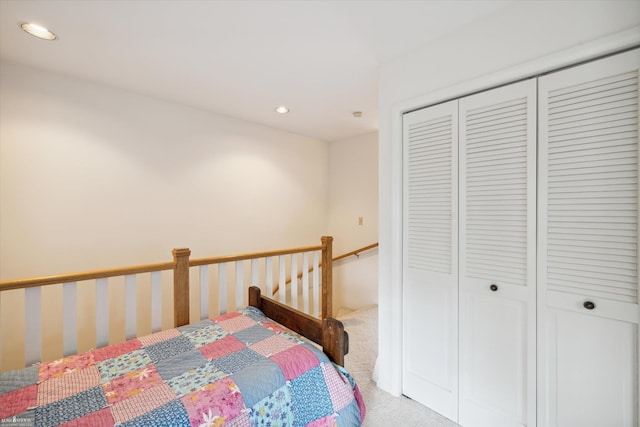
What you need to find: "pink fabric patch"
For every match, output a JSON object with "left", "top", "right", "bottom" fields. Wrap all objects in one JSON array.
[
  {"left": 354, "top": 384, "right": 366, "bottom": 422},
  {"left": 214, "top": 311, "right": 241, "bottom": 322},
  {"left": 307, "top": 414, "right": 337, "bottom": 427},
  {"left": 180, "top": 377, "right": 245, "bottom": 426},
  {"left": 92, "top": 339, "right": 142, "bottom": 362},
  {"left": 269, "top": 345, "right": 319, "bottom": 381},
  {"left": 38, "top": 352, "right": 95, "bottom": 381},
  {"left": 110, "top": 383, "right": 176, "bottom": 424},
  {"left": 217, "top": 315, "right": 257, "bottom": 333},
  {"left": 37, "top": 365, "right": 101, "bottom": 405},
  {"left": 260, "top": 321, "right": 287, "bottom": 334},
  {"left": 199, "top": 335, "right": 245, "bottom": 360},
  {"left": 321, "top": 363, "right": 353, "bottom": 412},
  {"left": 102, "top": 365, "right": 163, "bottom": 404},
  {"left": 59, "top": 407, "right": 115, "bottom": 427},
  {"left": 137, "top": 329, "right": 181, "bottom": 347},
  {"left": 0, "top": 384, "right": 37, "bottom": 419},
  {"left": 249, "top": 334, "right": 296, "bottom": 357}
]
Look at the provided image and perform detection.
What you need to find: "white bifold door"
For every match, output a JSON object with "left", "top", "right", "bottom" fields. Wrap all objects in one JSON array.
[
  {"left": 403, "top": 100, "right": 459, "bottom": 422},
  {"left": 538, "top": 49, "right": 639, "bottom": 427},
  {"left": 458, "top": 80, "right": 537, "bottom": 427}
]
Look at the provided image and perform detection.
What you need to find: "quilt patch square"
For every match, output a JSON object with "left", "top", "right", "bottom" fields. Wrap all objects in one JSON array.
[
  {"left": 0, "top": 365, "right": 38, "bottom": 394},
  {"left": 289, "top": 367, "right": 333, "bottom": 426},
  {"left": 39, "top": 352, "right": 95, "bottom": 382},
  {"left": 180, "top": 377, "right": 245, "bottom": 427},
  {"left": 241, "top": 306, "right": 268, "bottom": 322},
  {"left": 214, "top": 311, "right": 242, "bottom": 322},
  {"left": 96, "top": 349, "right": 152, "bottom": 383},
  {"left": 270, "top": 345, "right": 319, "bottom": 381},
  {"left": 213, "top": 348, "right": 264, "bottom": 375},
  {"left": 109, "top": 383, "right": 176, "bottom": 424},
  {"left": 225, "top": 411, "right": 251, "bottom": 427},
  {"left": 58, "top": 407, "right": 114, "bottom": 427},
  {"left": 34, "top": 386, "right": 107, "bottom": 427},
  {"left": 233, "top": 324, "right": 274, "bottom": 346},
  {"left": 0, "top": 384, "right": 37, "bottom": 419},
  {"left": 217, "top": 315, "right": 257, "bottom": 333},
  {"left": 307, "top": 414, "right": 337, "bottom": 427},
  {"left": 166, "top": 361, "right": 227, "bottom": 398},
  {"left": 121, "top": 399, "right": 190, "bottom": 427},
  {"left": 249, "top": 385, "right": 293, "bottom": 427},
  {"left": 37, "top": 365, "right": 101, "bottom": 405},
  {"left": 199, "top": 335, "right": 245, "bottom": 360},
  {"left": 250, "top": 334, "right": 297, "bottom": 357},
  {"left": 177, "top": 318, "right": 216, "bottom": 333},
  {"left": 155, "top": 349, "right": 207, "bottom": 381},
  {"left": 137, "top": 328, "right": 181, "bottom": 347},
  {"left": 144, "top": 335, "right": 194, "bottom": 364},
  {"left": 91, "top": 339, "right": 142, "bottom": 363},
  {"left": 182, "top": 323, "right": 228, "bottom": 349},
  {"left": 102, "top": 365, "right": 163, "bottom": 404},
  {"left": 321, "top": 362, "right": 353, "bottom": 413},
  {"left": 232, "top": 358, "right": 285, "bottom": 408}
]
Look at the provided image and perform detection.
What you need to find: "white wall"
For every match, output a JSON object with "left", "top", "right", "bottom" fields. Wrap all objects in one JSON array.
[
  {"left": 0, "top": 60, "right": 328, "bottom": 279},
  {"left": 0, "top": 60, "right": 329, "bottom": 370},
  {"left": 327, "top": 132, "right": 378, "bottom": 313},
  {"left": 377, "top": 1, "right": 640, "bottom": 395}
]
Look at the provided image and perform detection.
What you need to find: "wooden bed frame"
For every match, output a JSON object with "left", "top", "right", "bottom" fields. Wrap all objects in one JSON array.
[
  {"left": 249, "top": 286, "right": 348, "bottom": 366},
  {"left": 0, "top": 236, "right": 348, "bottom": 368}
]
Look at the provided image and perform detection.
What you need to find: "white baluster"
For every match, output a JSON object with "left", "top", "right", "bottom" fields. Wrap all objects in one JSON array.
[
  {"left": 218, "top": 263, "right": 227, "bottom": 315},
  {"left": 235, "top": 262, "right": 243, "bottom": 311},
  {"left": 313, "top": 250, "right": 320, "bottom": 318},
  {"left": 124, "top": 275, "right": 136, "bottom": 340},
  {"left": 200, "top": 265, "right": 209, "bottom": 320},
  {"left": 291, "top": 254, "right": 298, "bottom": 309},
  {"left": 96, "top": 278, "right": 109, "bottom": 347},
  {"left": 279, "top": 256, "right": 286, "bottom": 303},
  {"left": 302, "top": 252, "right": 310, "bottom": 314},
  {"left": 25, "top": 287, "right": 42, "bottom": 366},
  {"left": 150, "top": 272, "right": 162, "bottom": 333},
  {"left": 266, "top": 257, "right": 273, "bottom": 297},
  {"left": 251, "top": 259, "right": 259, "bottom": 290},
  {"left": 63, "top": 282, "right": 78, "bottom": 356}
]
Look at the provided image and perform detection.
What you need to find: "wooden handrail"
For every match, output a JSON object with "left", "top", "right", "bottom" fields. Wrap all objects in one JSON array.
[
  {"left": 189, "top": 244, "right": 324, "bottom": 267},
  {"left": 0, "top": 261, "right": 176, "bottom": 292},
  {"left": 273, "top": 241, "right": 378, "bottom": 296}
]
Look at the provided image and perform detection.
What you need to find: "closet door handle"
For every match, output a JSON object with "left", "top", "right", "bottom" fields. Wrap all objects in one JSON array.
[
  {"left": 489, "top": 284, "right": 498, "bottom": 292},
  {"left": 583, "top": 301, "right": 596, "bottom": 310}
]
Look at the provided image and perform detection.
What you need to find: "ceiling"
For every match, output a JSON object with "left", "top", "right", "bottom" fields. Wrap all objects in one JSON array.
[{"left": 0, "top": 0, "right": 513, "bottom": 142}]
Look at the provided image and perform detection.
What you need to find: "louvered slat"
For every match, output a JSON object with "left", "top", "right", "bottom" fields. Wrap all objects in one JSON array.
[
  {"left": 406, "top": 114, "right": 453, "bottom": 274},
  {"left": 464, "top": 97, "right": 529, "bottom": 285},
  {"left": 546, "top": 70, "right": 638, "bottom": 303}
]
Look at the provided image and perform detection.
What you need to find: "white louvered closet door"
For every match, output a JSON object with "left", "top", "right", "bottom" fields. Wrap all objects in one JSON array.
[
  {"left": 458, "top": 79, "right": 537, "bottom": 427},
  {"left": 538, "top": 49, "right": 639, "bottom": 427},
  {"left": 402, "top": 100, "right": 459, "bottom": 422}
]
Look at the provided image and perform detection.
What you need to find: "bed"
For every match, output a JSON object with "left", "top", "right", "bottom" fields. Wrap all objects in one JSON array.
[{"left": 0, "top": 238, "right": 366, "bottom": 426}]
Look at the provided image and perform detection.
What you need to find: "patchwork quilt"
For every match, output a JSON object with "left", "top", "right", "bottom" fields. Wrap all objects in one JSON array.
[{"left": 0, "top": 307, "right": 365, "bottom": 426}]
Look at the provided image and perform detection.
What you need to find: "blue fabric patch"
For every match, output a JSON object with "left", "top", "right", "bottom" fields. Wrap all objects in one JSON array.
[
  {"left": 0, "top": 365, "right": 38, "bottom": 394},
  {"left": 242, "top": 306, "right": 268, "bottom": 322},
  {"left": 232, "top": 358, "right": 285, "bottom": 407},
  {"left": 122, "top": 399, "right": 190, "bottom": 427},
  {"left": 177, "top": 319, "right": 216, "bottom": 333},
  {"left": 233, "top": 324, "right": 274, "bottom": 346},
  {"left": 167, "top": 361, "right": 227, "bottom": 397},
  {"left": 144, "top": 335, "right": 195, "bottom": 364},
  {"left": 214, "top": 348, "right": 264, "bottom": 375},
  {"left": 249, "top": 385, "right": 293, "bottom": 426},
  {"left": 155, "top": 349, "right": 207, "bottom": 380},
  {"left": 300, "top": 342, "right": 329, "bottom": 364},
  {"left": 336, "top": 400, "right": 362, "bottom": 427},
  {"left": 97, "top": 349, "right": 152, "bottom": 382},
  {"left": 290, "top": 366, "right": 333, "bottom": 427},
  {"left": 34, "top": 386, "right": 107, "bottom": 426}
]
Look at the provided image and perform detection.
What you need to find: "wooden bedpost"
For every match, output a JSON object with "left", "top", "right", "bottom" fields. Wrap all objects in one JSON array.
[
  {"left": 173, "top": 248, "right": 191, "bottom": 327},
  {"left": 321, "top": 236, "right": 333, "bottom": 319}
]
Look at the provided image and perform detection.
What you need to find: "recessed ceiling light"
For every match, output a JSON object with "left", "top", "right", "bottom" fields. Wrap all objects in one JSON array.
[
  {"left": 275, "top": 106, "right": 290, "bottom": 114},
  {"left": 20, "top": 23, "right": 57, "bottom": 41}
]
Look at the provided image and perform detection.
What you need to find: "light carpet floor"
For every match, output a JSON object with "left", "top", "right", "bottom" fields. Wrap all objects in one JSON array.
[{"left": 339, "top": 306, "right": 460, "bottom": 427}]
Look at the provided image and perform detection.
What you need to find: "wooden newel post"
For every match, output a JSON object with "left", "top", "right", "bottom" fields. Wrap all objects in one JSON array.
[
  {"left": 173, "top": 248, "right": 191, "bottom": 327},
  {"left": 321, "top": 236, "right": 333, "bottom": 319}
]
